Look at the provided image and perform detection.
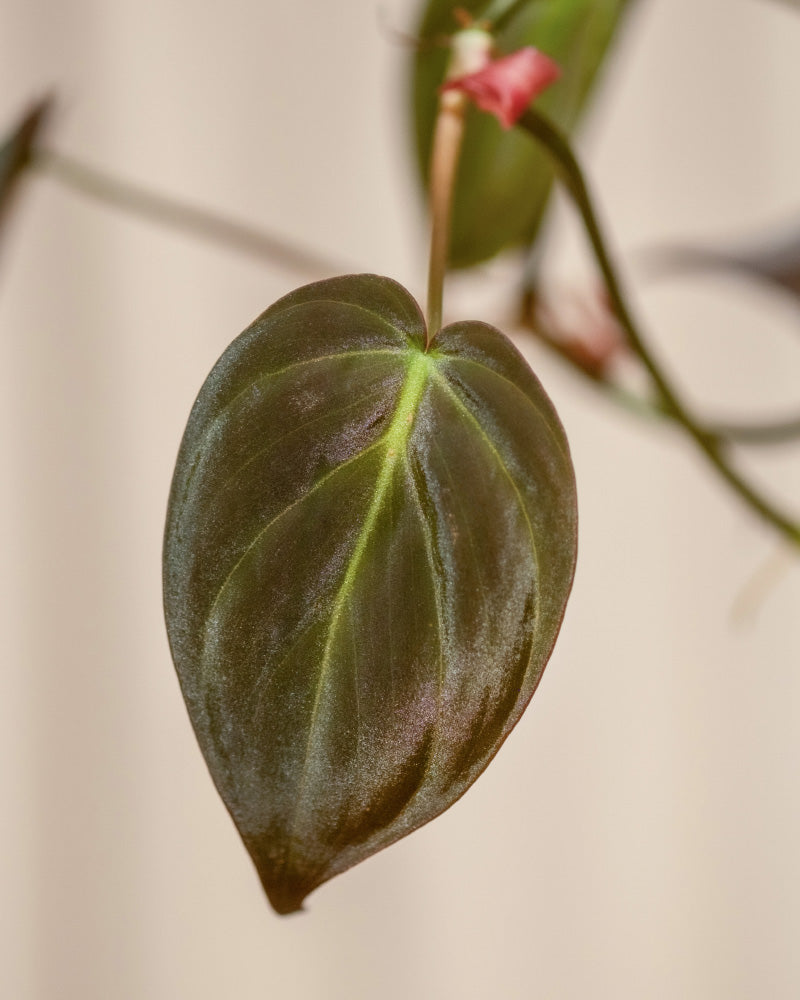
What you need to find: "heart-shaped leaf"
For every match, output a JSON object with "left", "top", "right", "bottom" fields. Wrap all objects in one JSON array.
[
  {"left": 412, "top": 0, "right": 635, "bottom": 268},
  {"left": 163, "top": 274, "right": 577, "bottom": 914}
]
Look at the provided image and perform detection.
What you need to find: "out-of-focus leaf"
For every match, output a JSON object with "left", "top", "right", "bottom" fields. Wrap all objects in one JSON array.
[
  {"left": 642, "top": 220, "right": 800, "bottom": 302},
  {"left": 0, "top": 97, "right": 52, "bottom": 233},
  {"left": 412, "top": 0, "right": 635, "bottom": 269},
  {"left": 164, "top": 273, "right": 577, "bottom": 914}
]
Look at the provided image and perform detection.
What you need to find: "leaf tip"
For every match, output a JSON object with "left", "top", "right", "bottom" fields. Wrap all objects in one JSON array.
[
  {"left": 266, "top": 890, "right": 308, "bottom": 917},
  {"left": 246, "top": 842, "right": 318, "bottom": 917}
]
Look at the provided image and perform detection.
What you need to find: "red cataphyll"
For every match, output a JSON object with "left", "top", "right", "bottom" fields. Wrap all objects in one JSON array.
[{"left": 442, "top": 45, "right": 561, "bottom": 128}]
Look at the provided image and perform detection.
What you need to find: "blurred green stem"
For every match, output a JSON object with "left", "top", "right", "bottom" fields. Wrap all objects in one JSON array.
[
  {"left": 523, "top": 315, "right": 800, "bottom": 447},
  {"left": 518, "top": 108, "right": 800, "bottom": 548}
]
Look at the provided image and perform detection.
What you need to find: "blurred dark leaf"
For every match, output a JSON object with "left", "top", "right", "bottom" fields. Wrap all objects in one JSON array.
[
  {"left": 412, "top": 0, "right": 635, "bottom": 269},
  {"left": 0, "top": 96, "right": 52, "bottom": 235},
  {"left": 163, "top": 273, "right": 577, "bottom": 914}
]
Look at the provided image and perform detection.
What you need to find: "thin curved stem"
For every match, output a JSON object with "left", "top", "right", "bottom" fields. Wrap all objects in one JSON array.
[
  {"left": 426, "top": 92, "right": 467, "bottom": 345},
  {"left": 519, "top": 316, "right": 800, "bottom": 447},
  {"left": 425, "top": 26, "right": 492, "bottom": 347},
  {"left": 518, "top": 108, "right": 800, "bottom": 548},
  {"left": 711, "top": 414, "right": 800, "bottom": 446},
  {"left": 35, "top": 150, "right": 352, "bottom": 279}
]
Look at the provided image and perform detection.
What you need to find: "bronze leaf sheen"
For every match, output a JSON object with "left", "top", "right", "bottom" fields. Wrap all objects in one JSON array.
[{"left": 163, "top": 274, "right": 577, "bottom": 914}]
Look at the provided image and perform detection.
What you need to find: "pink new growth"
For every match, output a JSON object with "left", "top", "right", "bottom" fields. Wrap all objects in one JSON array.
[{"left": 442, "top": 47, "right": 561, "bottom": 129}]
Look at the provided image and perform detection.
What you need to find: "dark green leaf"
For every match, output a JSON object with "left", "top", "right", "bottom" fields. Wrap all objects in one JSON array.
[
  {"left": 0, "top": 97, "right": 52, "bottom": 235},
  {"left": 412, "top": 0, "right": 635, "bottom": 268},
  {"left": 163, "top": 274, "right": 577, "bottom": 914}
]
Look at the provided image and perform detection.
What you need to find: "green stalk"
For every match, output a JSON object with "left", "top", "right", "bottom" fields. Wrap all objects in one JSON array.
[
  {"left": 425, "top": 27, "right": 493, "bottom": 347},
  {"left": 522, "top": 315, "right": 800, "bottom": 447},
  {"left": 426, "top": 90, "right": 467, "bottom": 345},
  {"left": 518, "top": 107, "right": 800, "bottom": 548}
]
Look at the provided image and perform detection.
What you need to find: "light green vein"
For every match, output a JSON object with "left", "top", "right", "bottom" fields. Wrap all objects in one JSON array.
[
  {"left": 436, "top": 353, "right": 570, "bottom": 464},
  {"left": 404, "top": 463, "right": 445, "bottom": 777},
  {"left": 285, "top": 350, "right": 433, "bottom": 862},
  {"left": 431, "top": 431, "right": 492, "bottom": 617},
  {"left": 251, "top": 618, "right": 321, "bottom": 718},
  {"left": 350, "top": 595, "right": 362, "bottom": 787},
  {"left": 190, "top": 347, "right": 403, "bottom": 463},
  {"left": 173, "top": 348, "right": 405, "bottom": 525},
  {"left": 265, "top": 296, "right": 424, "bottom": 345},
  {"left": 432, "top": 371, "right": 542, "bottom": 625},
  {"left": 213, "top": 347, "right": 403, "bottom": 424},
  {"left": 202, "top": 437, "right": 385, "bottom": 639},
  {"left": 214, "top": 385, "right": 387, "bottom": 502}
]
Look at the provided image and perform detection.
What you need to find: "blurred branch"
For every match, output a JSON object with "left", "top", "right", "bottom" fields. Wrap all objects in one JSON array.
[
  {"left": 713, "top": 413, "right": 800, "bottom": 445},
  {"left": 520, "top": 310, "right": 800, "bottom": 447},
  {"left": 761, "top": 0, "right": 800, "bottom": 10},
  {"left": 35, "top": 150, "right": 353, "bottom": 279},
  {"left": 639, "top": 231, "right": 800, "bottom": 304},
  {"left": 0, "top": 96, "right": 53, "bottom": 233},
  {"left": 518, "top": 107, "right": 800, "bottom": 548}
]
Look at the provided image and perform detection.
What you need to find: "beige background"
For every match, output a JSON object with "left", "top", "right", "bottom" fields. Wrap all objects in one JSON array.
[{"left": 2, "top": 1, "right": 800, "bottom": 997}]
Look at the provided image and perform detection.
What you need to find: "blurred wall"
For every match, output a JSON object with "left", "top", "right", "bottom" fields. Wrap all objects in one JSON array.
[{"left": 1, "top": 1, "right": 799, "bottom": 998}]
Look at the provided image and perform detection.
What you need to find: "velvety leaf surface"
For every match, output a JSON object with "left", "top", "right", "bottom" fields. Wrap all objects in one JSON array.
[
  {"left": 164, "top": 274, "right": 577, "bottom": 914},
  {"left": 412, "top": 0, "right": 634, "bottom": 268}
]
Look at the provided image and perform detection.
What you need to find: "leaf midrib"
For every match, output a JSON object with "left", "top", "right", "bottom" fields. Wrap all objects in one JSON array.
[
  {"left": 200, "top": 354, "right": 422, "bottom": 642},
  {"left": 432, "top": 370, "right": 542, "bottom": 636},
  {"left": 285, "top": 349, "right": 433, "bottom": 864}
]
